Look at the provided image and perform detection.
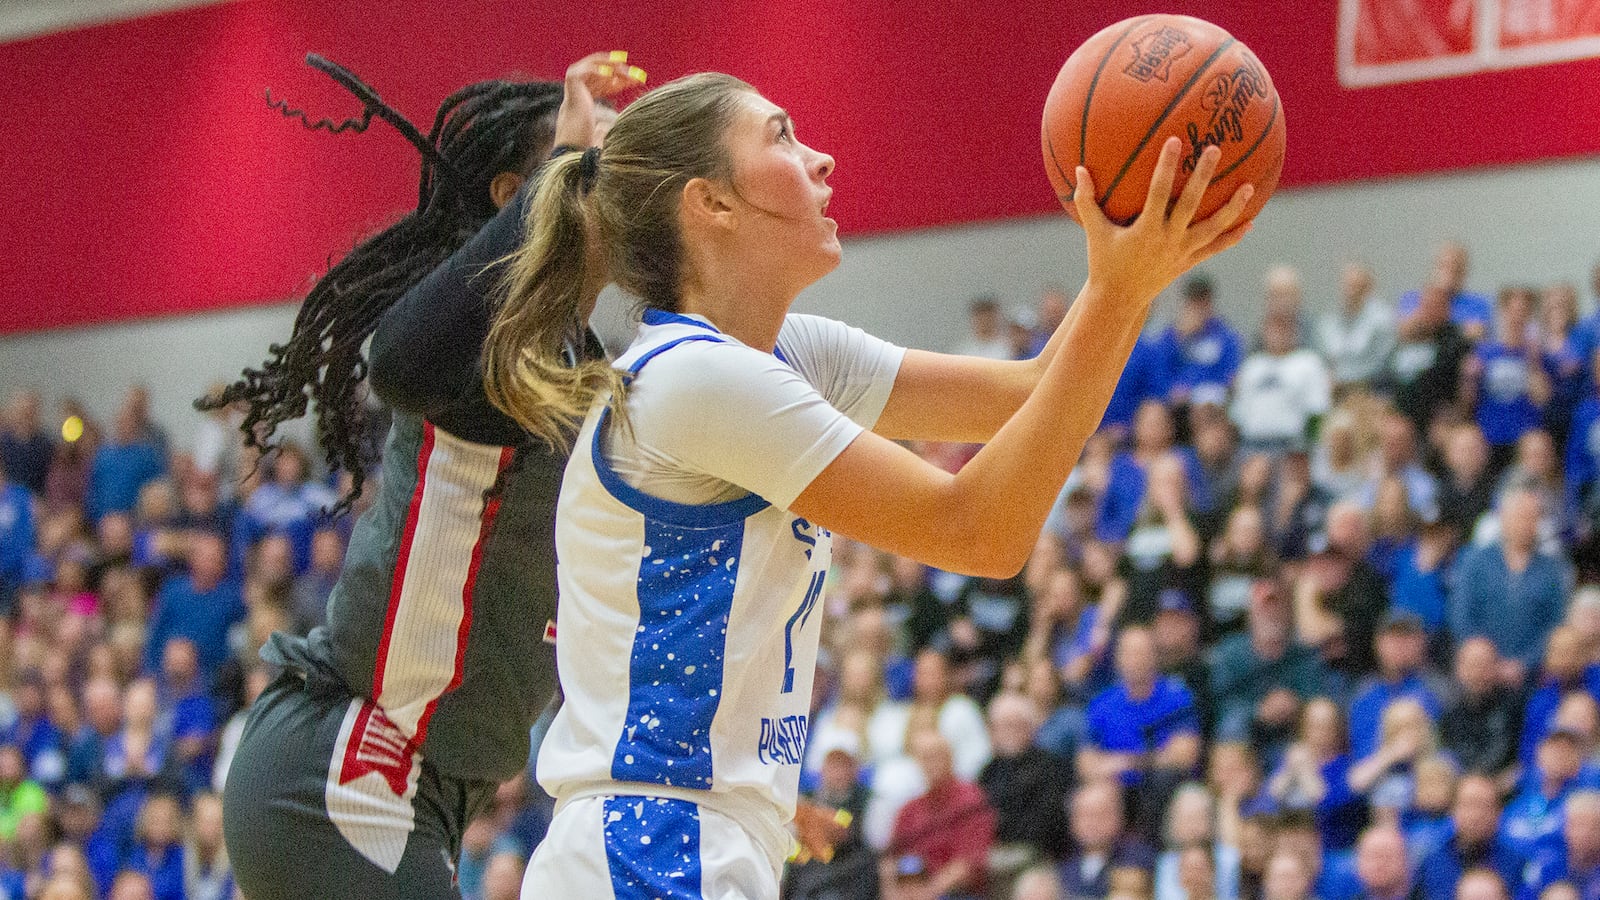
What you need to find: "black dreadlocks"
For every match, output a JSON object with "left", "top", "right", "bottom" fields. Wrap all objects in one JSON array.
[{"left": 199, "top": 54, "right": 562, "bottom": 513}]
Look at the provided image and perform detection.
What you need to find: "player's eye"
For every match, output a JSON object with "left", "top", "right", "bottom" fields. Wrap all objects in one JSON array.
[{"left": 776, "top": 122, "right": 791, "bottom": 142}]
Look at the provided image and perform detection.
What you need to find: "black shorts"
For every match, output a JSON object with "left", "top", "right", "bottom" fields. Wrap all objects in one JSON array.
[{"left": 222, "top": 672, "right": 496, "bottom": 900}]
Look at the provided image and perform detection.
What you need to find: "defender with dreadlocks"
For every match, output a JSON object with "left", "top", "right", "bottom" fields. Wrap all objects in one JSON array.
[{"left": 213, "top": 51, "right": 644, "bottom": 899}]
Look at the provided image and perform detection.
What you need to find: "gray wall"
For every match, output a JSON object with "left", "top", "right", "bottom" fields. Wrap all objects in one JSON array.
[{"left": 4, "top": 154, "right": 1598, "bottom": 454}]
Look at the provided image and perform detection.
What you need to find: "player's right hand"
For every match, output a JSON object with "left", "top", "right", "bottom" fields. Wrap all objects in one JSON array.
[
  {"left": 1073, "top": 136, "right": 1254, "bottom": 312},
  {"left": 553, "top": 50, "right": 648, "bottom": 150}
]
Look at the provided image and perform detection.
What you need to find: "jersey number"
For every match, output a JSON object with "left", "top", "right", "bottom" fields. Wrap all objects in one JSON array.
[{"left": 781, "top": 569, "right": 826, "bottom": 693}]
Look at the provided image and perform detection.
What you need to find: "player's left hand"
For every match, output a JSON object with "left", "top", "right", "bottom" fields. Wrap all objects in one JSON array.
[
  {"left": 553, "top": 50, "right": 648, "bottom": 150},
  {"left": 789, "top": 799, "right": 850, "bottom": 864}
]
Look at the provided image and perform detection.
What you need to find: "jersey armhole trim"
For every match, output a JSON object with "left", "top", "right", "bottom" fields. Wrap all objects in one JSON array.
[{"left": 590, "top": 333, "right": 772, "bottom": 530}]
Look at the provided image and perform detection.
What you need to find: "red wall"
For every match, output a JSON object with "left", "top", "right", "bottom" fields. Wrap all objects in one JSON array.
[{"left": 3, "top": 0, "right": 1598, "bottom": 333}]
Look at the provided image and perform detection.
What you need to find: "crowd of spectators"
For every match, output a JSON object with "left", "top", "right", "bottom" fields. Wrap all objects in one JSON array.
[
  {"left": 1, "top": 240, "right": 1599, "bottom": 900},
  {"left": 788, "top": 244, "right": 1600, "bottom": 900}
]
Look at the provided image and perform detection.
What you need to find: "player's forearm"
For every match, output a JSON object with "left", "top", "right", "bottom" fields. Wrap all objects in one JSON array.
[{"left": 942, "top": 283, "right": 1150, "bottom": 575}]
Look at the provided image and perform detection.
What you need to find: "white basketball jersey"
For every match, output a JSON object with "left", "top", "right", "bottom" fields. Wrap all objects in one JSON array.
[{"left": 536, "top": 308, "right": 902, "bottom": 836}]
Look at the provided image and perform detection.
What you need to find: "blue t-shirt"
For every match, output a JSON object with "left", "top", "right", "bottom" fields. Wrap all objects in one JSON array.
[
  {"left": 85, "top": 440, "right": 166, "bottom": 523},
  {"left": 1571, "top": 310, "right": 1600, "bottom": 369},
  {"left": 1348, "top": 673, "right": 1445, "bottom": 759},
  {"left": 1153, "top": 317, "right": 1242, "bottom": 401},
  {"left": 1389, "top": 542, "right": 1451, "bottom": 635},
  {"left": 1519, "top": 666, "right": 1600, "bottom": 765},
  {"left": 1416, "top": 830, "right": 1522, "bottom": 900},
  {"left": 1501, "top": 780, "right": 1574, "bottom": 863},
  {"left": 1094, "top": 449, "right": 1203, "bottom": 542},
  {"left": 1398, "top": 288, "right": 1494, "bottom": 331},
  {"left": 1474, "top": 342, "right": 1547, "bottom": 447},
  {"left": 1086, "top": 676, "right": 1199, "bottom": 783},
  {"left": 1, "top": 715, "right": 66, "bottom": 787},
  {"left": 1101, "top": 336, "right": 1166, "bottom": 430},
  {"left": 0, "top": 484, "right": 33, "bottom": 606},
  {"left": 120, "top": 842, "right": 185, "bottom": 900},
  {"left": 1566, "top": 396, "right": 1600, "bottom": 512},
  {"left": 1522, "top": 845, "right": 1600, "bottom": 900},
  {"left": 143, "top": 575, "right": 247, "bottom": 676}
]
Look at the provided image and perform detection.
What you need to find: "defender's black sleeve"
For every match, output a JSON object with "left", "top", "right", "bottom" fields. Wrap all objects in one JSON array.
[{"left": 368, "top": 190, "right": 532, "bottom": 447}]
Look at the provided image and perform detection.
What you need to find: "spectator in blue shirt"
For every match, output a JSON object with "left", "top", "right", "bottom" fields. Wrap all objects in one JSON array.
[
  {"left": 143, "top": 532, "right": 246, "bottom": 678},
  {"left": 1322, "top": 824, "right": 1422, "bottom": 900},
  {"left": 67, "top": 678, "right": 122, "bottom": 787},
  {"left": 1265, "top": 698, "right": 1365, "bottom": 853},
  {"left": 1388, "top": 521, "right": 1457, "bottom": 643},
  {"left": 0, "top": 462, "right": 34, "bottom": 616},
  {"left": 1348, "top": 697, "right": 1436, "bottom": 817},
  {"left": 233, "top": 443, "right": 338, "bottom": 575},
  {"left": 1416, "top": 773, "right": 1521, "bottom": 899},
  {"left": 158, "top": 638, "right": 217, "bottom": 795},
  {"left": 1565, "top": 262, "right": 1600, "bottom": 368},
  {"left": 1153, "top": 273, "right": 1243, "bottom": 409},
  {"left": 1397, "top": 241, "right": 1494, "bottom": 342},
  {"left": 1565, "top": 349, "right": 1600, "bottom": 526},
  {"left": 86, "top": 408, "right": 167, "bottom": 526},
  {"left": 121, "top": 793, "right": 185, "bottom": 900},
  {"left": 1452, "top": 488, "right": 1570, "bottom": 686},
  {"left": 1081, "top": 625, "right": 1201, "bottom": 786},
  {"left": 1519, "top": 626, "right": 1600, "bottom": 767},
  {"left": 1503, "top": 730, "right": 1586, "bottom": 864},
  {"left": 0, "top": 391, "right": 52, "bottom": 496},
  {"left": 1522, "top": 789, "right": 1600, "bottom": 900},
  {"left": 2, "top": 672, "right": 66, "bottom": 789},
  {"left": 1540, "top": 282, "right": 1587, "bottom": 451},
  {"left": 1096, "top": 401, "right": 1201, "bottom": 543},
  {"left": 1101, "top": 334, "right": 1166, "bottom": 434},
  {"left": 1348, "top": 612, "right": 1450, "bottom": 759},
  {"left": 1465, "top": 286, "right": 1552, "bottom": 464}
]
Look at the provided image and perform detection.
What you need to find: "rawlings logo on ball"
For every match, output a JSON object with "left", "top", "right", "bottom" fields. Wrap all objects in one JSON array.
[
  {"left": 1183, "top": 58, "right": 1271, "bottom": 171},
  {"left": 1125, "top": 26, "right": 1192, "bottom": 82}
]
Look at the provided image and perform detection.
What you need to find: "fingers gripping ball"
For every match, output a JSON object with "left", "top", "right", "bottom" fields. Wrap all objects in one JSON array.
[{"left": 1043, "top": 14, "right": 1286, "bottom": 226}]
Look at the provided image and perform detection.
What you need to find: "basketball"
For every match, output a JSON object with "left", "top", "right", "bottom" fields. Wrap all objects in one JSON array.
[{"left": 1042, "top": 14, "right": 1286, "bottom": 226}]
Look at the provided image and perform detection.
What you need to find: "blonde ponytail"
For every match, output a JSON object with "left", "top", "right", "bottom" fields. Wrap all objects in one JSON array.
[{"left": 485, "top": 151, "right": 626, "bottom": 450}]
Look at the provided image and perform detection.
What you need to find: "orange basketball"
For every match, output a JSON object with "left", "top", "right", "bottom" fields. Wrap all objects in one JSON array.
[{"left": 1042, "top": 14, "right": 1286, "bottom": 226}]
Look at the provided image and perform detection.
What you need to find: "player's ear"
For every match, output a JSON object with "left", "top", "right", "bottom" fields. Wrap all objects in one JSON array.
[
  {"left": 680, "top": 177, "right": 736, "bottom": 231},
  {"left": 490, "top": 172, "right": 526, "bottom": 210}
]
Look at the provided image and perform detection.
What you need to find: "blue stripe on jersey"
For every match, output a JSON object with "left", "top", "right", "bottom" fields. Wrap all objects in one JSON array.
[
  {"left": 611, "top": 518, "right": 742, "bottom": 788},
  {"left": 602, "top": 796, "right": 701, "bottom": 899}
]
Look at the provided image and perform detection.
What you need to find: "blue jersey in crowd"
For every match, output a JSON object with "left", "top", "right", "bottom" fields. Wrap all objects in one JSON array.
[
  {"left": 85, "top": 439, "right": 166, "bottom": 523},
  {"left": 1152, "top": 317, "right": 1242, "bottom": 403},
  {"left": 1474, "top": 342, "right": 1548, "bottom": 447},
  {"left": 1085, "top": 676, "right": 1199, "bottom": 784},
  {"left": 142, "top": 575, "right": 247, "bottom": 676}
]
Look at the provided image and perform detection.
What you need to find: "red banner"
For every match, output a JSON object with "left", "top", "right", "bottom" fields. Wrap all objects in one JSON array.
[
  {"left": 2, "top": 0, "right": 1599, "bottom": 333},
  {"left": 1341, "top": 0, "right": 1600, "bottom": 85}
]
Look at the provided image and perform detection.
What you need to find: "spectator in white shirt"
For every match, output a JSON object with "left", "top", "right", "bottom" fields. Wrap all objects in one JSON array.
[
  {"left": 952, "top": 294, "right": 1016, "bottom": 360},
  {"left": 1231, "top": 315, "right": 1332, "bottom": 452},
  {"left": 1316, "top": 263, "right": 1397, "bottom": 389}
]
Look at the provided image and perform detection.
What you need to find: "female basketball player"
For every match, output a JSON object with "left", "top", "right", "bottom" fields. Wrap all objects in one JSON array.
[
  {"left": 214, "top": 52, "right": 644, "bottom": 899},
  {"left": 486, "top": 73, "right": 1254, "bottom": 897}
]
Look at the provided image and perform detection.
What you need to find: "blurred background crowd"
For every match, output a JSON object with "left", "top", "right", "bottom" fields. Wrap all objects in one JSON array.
[{"left": 4, "top": 241, "right": 1600, "bottom": 900}]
